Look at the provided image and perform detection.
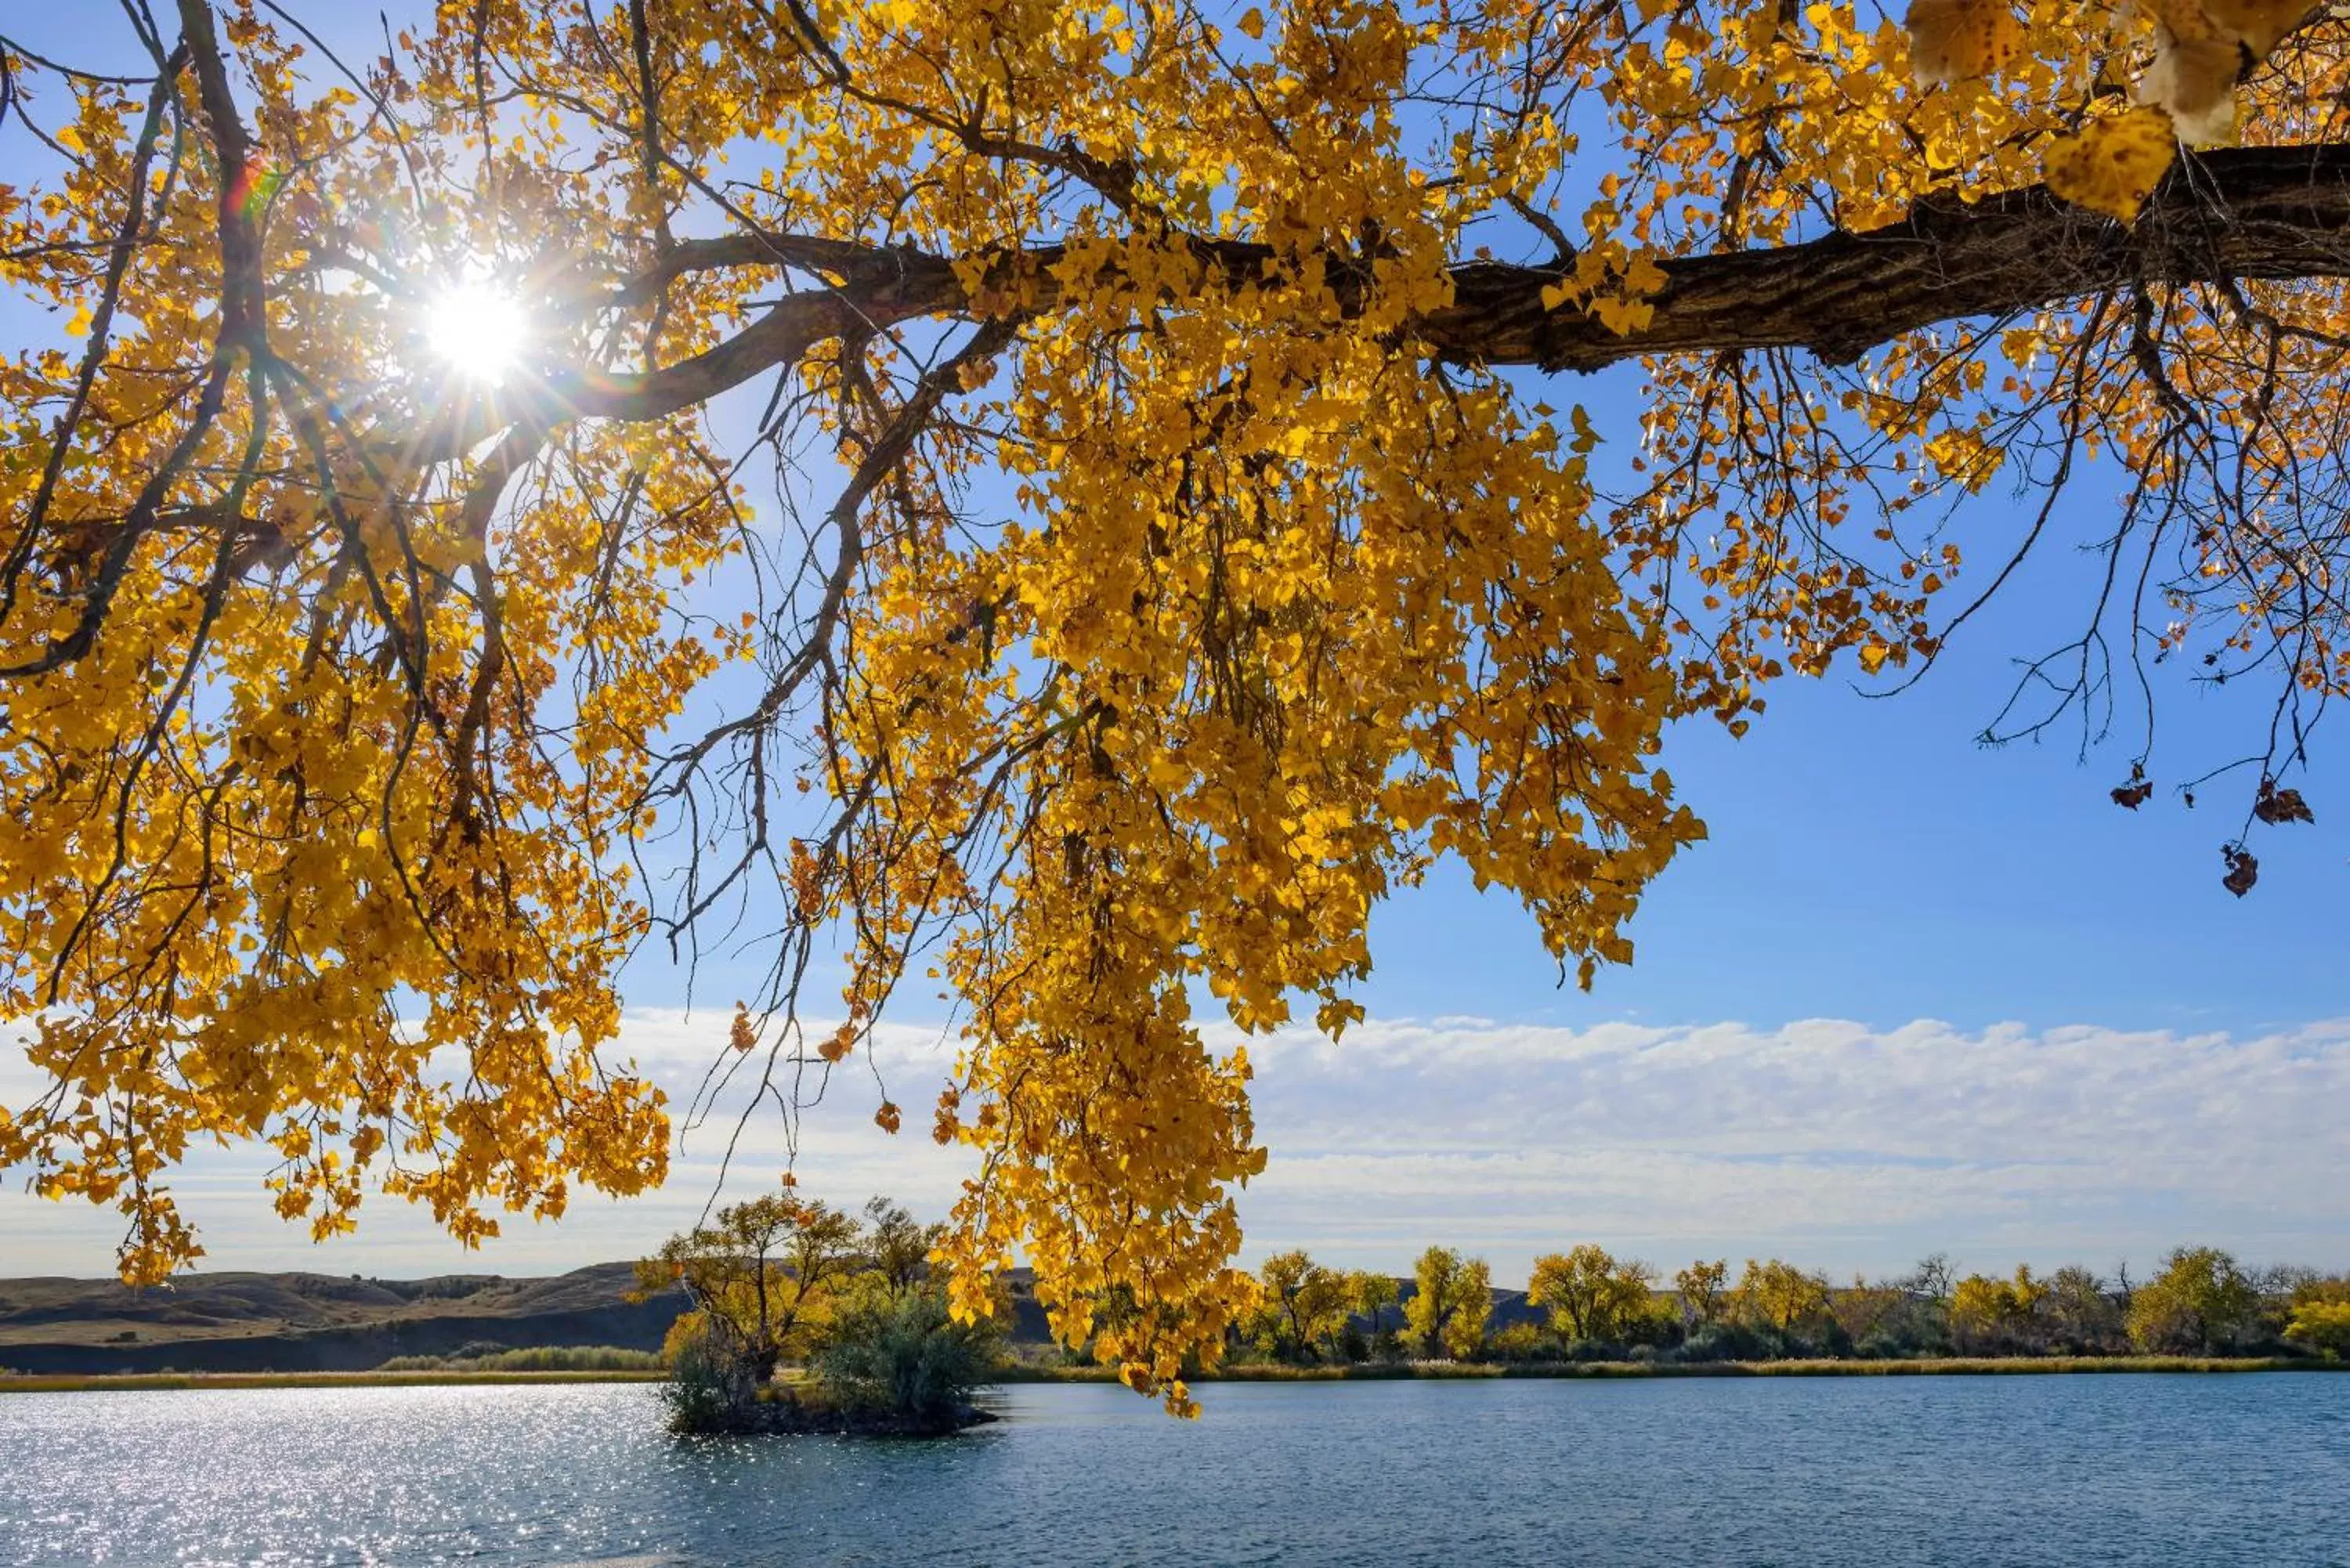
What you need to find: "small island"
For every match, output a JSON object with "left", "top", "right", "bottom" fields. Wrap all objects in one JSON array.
[{"left": 637, "top": 1193, "right": 1003, "bottom": 1437}]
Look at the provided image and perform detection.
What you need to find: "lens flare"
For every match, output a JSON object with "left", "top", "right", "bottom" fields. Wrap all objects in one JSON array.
[{"left": 424, "top": 280, "right": 530, "bottom": 383}]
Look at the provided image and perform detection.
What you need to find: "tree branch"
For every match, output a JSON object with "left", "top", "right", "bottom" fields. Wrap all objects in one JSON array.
[{"left": 566, "top": 144, "right": 2350, "bottom": 428}]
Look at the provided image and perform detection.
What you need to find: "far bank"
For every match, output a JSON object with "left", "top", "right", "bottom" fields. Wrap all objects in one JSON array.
[{"left": 13, "top": 1353, "right": 2348, "bottom": 1396}]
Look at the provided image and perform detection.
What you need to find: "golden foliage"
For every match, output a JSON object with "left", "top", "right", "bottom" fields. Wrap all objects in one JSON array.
[
  {"left": 5, "top": 0, "right": 2349, "bottom": 1407},
  {"left": 1528, "top": 1245, "right": 1658, "bottom": 1342},
  {"left": 1900, "top": 0, "right": 2319, "bottom": 158},
  {"left": 2044, "top": 107, "right": 2182, "bottom": 220}
]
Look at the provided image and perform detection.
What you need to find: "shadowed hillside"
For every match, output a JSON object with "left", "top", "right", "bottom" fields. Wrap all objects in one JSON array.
[
  {"left": 0, "top": 1263, "right": 1072, "bottom": 1375},
  {"left": 0, "top": 1264, "right": 687, "bottom": 1374}
]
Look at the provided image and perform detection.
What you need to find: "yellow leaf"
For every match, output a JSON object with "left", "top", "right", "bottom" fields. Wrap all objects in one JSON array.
[
  {"left": 1904, "top": 0, "right": 2023, "bottom": 85},
  {"left": 1593, "top": 294, "right": 1655, "bottom": 336},
  {"left": 2043, "top": 108, "right": 2177, "bottom": 222},
  {"left": 1236, "top": 7, "right": 1265, "bottom": 39},
  {"left": 1569, "top": 405, "right": 1600, "bottom": 454}
]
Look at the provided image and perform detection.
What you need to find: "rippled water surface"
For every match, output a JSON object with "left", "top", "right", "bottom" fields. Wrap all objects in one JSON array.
[{"left": 2, "top": 1375, "right": 2346, "bottom": 1566}]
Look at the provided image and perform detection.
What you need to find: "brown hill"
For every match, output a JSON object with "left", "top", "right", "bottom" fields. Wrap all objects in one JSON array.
[{"left": 0, "top": 1263, "right": 685, "bottom": 1375}]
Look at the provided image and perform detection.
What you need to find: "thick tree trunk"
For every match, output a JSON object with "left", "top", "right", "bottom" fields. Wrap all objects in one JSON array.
[{"left": 1427, "top": 146, "right": 2350, "bottom": 370}]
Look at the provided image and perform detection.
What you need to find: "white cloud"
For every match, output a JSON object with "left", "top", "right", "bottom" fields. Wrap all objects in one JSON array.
[
  {"left": 4, "top": 1010, "right": 2345, "bottom": 1287},
  {"left": 1229, "top": 1014, "right": 2350, "bottom": 1281},
  {"left": 0, "top": 1009, "right": 971, "bottom": 1278}
]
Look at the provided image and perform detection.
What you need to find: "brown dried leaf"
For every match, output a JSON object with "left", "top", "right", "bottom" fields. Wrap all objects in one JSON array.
[
  {"left": 2222, "top": 844, "right": 2259, "bottom": 897},
  {"left": 2200, "top": 0, "right": 2312, "bottom": 56},
  {"left": 2253, "top": 781, "right": 2316, "bottom": 825},
  {"left": 2142, "top": 1, "right": 2312, "bottom": 143},
  {"left": 2141, "top": 29, "right": 2243, "bottom": 145}
]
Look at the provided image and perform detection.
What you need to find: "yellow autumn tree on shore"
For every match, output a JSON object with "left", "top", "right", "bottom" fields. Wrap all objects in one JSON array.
[{"left": 4, "top": 0, "right": 2348, "bottom": 1408}]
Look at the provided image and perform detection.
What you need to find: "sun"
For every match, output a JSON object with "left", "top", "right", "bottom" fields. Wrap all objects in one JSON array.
[{"left": 423, "top": 280, "right": 531, "bottom": 384}]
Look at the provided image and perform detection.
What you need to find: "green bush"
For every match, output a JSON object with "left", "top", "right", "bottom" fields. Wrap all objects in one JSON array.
[
  {"left": 1674, "top": 1321, "right": 1780, "bottom": 1363},
  {"left": 659, "top": 1324, "right": 758, "bottom": 1433},
  {"left": 1484, "top": 1323, "right": 1549, "bottom": 1363},
  {"left": 811, "top": 1281, "right": 1003, "bottom": 1421}
]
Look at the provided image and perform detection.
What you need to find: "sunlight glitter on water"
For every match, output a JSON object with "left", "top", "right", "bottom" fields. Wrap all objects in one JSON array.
[{"left": 2, "top": 1377, "right": 2346, "bottom": 1566}]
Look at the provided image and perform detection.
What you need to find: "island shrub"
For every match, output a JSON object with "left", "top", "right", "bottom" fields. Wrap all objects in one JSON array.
[
  {"left": 810, "top": 1281, "right": 1004, "bottom": 1426},
  {"left": 659, "top": 1322, "right": 756, "bottom": 1434}
]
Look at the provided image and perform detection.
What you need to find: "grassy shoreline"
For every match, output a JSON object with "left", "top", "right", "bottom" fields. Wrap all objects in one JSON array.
[
  {"left": 999, "top": 1354, "right": 2345, "bottom": 1383},
  {"left": 9, "top": 1354, "right": 2340, "bottom": 1395}
]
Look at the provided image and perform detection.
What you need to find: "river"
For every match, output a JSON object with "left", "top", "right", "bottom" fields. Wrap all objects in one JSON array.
[{"left": 2, "top": 1375, "right": 2345, "bottom": 1565}]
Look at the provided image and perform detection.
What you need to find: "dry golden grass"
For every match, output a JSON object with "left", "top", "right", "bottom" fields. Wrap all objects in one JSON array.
[{"left": 996, "top": 1355, "right": 2339, "bottom": 1384}]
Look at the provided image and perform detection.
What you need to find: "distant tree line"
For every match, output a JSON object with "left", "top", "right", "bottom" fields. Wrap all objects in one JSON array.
[
  {"left": 644, "top": 1198, "right": 2350, "bottom": 1416},
  {"left": 1227, "top": 1245, "right": 2350, "bottom": 1367}
]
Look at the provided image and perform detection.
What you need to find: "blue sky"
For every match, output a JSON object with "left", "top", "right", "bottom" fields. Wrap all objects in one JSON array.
[
  {"left": 3, "top": 4, "right": 2346, "bottom": 1288},
  {"left": 1368, "top": 529, "right": 2348, "bottom": 1039}
]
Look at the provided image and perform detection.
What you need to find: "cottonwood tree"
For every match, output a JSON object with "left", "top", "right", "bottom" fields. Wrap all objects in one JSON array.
[
  {"left": 634, "top": 1191, "right": 862, "bottom": 1382},
  {"left": 1527, "top": 1245, "right": 1656, "bottom": 1344},
  {"left": 1672, "top": 1259, "right": 1731, "bottom": 1328},
  {"left": 1827, "top": 1274, "right": 1911, "bottom": 1349},
  {"left": 1350, "top": 1270, "right": 1401, "bottom": 1347},
  {"left": 1730, "top": 1257, "right": 1834, "bottom": 1335},
  {"left": 860, "top": 1194, "right": 942, "bottom": 1295},
  {"left": 1405, "top": 1245, "right": 1491, "bottom": 1357},
  {"left": 5, "top": 0, "right": 2350, "bottom": 1407},
  {"left": 1246, "top": 1248, "right": 1353, "bottom": 1361},
  {"left": 1948, "top": 1264, "right": 2051, "bottom": 1353},
  {"left": 2284, "top": 1278, "right": 2350, "bottom": 1358},
  {"left": 2043, "top": 1264, "right": 2127, "bottom": 1353},
  {"left": 2126, "top": 1245, "right": 2265, "bottom": 1352}
]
